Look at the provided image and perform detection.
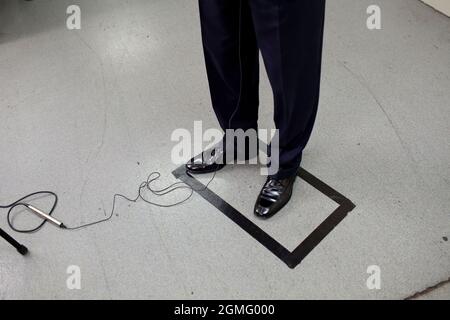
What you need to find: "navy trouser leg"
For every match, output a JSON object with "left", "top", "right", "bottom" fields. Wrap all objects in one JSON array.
[
  {"left": 199, "top": 0, "right": 326, "bottom": 178},
  {"left": 199, "top": 0, "right": 260, "bottom": 131},
  {"left": 249, "top": 0, "right": 326, "bottom": 178}
]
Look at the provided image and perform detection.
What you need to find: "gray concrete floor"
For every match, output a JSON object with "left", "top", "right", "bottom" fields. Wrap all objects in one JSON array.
[
  {"left": 415, "top": 281, "right": 450, "bottom": 300},
  {"left": 0, "top": 0, "right": 449, "bottom": 299}
]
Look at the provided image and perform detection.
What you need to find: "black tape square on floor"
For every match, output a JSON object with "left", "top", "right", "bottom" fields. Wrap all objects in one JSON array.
[{"left": 172, "top": 163, "right": 355, "bottom": 269}]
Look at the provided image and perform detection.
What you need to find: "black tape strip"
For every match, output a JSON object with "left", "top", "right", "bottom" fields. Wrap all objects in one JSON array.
[
  {"left": 174, "top": 167, "right": 292, "bottom": 263},
  {"left": 172, "top": 165, "right": 355, "bottom": 269},
  {"left": 288, "top": 198, "right": 354, "bottom": 268},
  {"left": 297, "top": 168, "right": 354, "bottom": 207}
]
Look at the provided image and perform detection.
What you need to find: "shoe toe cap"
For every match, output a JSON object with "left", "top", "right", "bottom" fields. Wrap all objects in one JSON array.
[{"left": 254, "top": 204, "right": 271, "bottom": 218}]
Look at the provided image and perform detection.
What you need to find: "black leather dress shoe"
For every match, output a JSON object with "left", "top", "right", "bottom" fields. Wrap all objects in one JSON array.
[
  {"left": 186, "top": 137, "right": 257, "bottom": 174},
  {"left": 185, "top": 145, "right": 227, "bottom": 174},
  {"left": 254, "top": 175, "right": 297, "bottom": 219}
]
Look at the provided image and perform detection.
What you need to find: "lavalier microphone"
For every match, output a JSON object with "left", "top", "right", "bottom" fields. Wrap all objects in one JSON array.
[{"left": 25, "top": 204, "right": 66, "bottom": 229}]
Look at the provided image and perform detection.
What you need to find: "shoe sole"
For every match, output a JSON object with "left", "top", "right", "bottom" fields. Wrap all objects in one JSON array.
[{"left": 185, "top": 163, "right": 227, "bottom": 175}]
